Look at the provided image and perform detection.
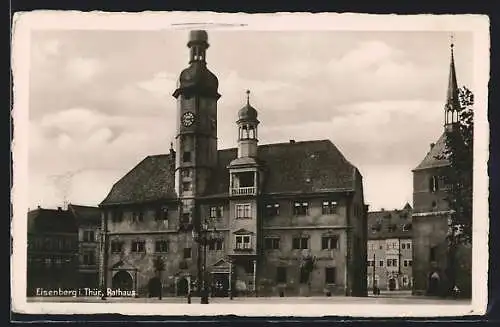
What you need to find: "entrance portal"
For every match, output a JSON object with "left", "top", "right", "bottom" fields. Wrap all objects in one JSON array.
[
  {"left": 176, "top": 277, "right": 189, "bottom": 296},
  {"left": 212, "top": 273, "right": 229, "bottom": 297},
  {"left": 388, "top": 278, "right": 396, "bottom": 291},
  {"left": 112, "top": 270, "right": 133, "bottom": 291},
  {"left": 428, "top": 272, "right": 440, "bottom": 295},
  {"left": 148, "top": 277, "right": 162, "bottom": 298}
]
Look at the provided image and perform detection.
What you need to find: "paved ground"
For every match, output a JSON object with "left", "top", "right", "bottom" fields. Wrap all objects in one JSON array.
[{"left": 28, "top": 293, "right": 469, "bottom": 305}]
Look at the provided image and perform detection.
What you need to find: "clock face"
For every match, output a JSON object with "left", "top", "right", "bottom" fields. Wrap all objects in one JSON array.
[{"left": 182, "top": 111, "right": 195, "bottom": 127}]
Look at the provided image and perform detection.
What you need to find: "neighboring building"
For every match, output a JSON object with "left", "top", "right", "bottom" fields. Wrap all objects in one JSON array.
[
  {"left": 27, "top": 206, "right": 79, "bottom": 296},
  {"left": 99, "top": 30, "right": 368, "bottom": 298},
  {"left": 411, "top": 41, "right": 472, "bottom": 297},
  {"left": 69, "top": 204, "right": 101, "bottom": 289},
  {"left": 366, "top": 204, "right": 413, "bottom": 291}
]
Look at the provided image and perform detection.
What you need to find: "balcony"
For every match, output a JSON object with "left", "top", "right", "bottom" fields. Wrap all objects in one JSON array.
[{"left": 231, "top": 187, "right": 256, "bottom": 196}]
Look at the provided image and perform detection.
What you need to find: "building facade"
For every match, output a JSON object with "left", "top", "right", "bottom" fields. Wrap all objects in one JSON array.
[
  {"left": 366, "top": 204, "right": 413, "bottom": 291},
  {"left": 27, "top": 207, "right": 79, "bottom": 296},
  {"left": 99, "top": 30, "right": 368, "bottom": 298},
  {"left": 69, "top": 204, "right": 102, "bottom": 290},
  {"left": 411, "top": 42, "right": 472, "bottom": 297}
]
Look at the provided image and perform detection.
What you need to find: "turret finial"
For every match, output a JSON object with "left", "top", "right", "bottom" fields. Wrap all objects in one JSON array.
[{"left": 246, "top": 89, "right": 251, "bottom": 105}]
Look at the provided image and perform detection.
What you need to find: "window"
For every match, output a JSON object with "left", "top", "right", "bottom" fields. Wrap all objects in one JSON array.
[
  {"left": 407, "top": 242, "right": 411, "bottom": 249},
  {"left": 292, "top": 237, "right": 309, "bottom": 250},
  {"left": 183, "top": 151, "right": 192, "bottom": 162},
  {"left": 112, "top": 210, "right": 123, "bottom": 223},
  {"left": 276, "top": 267, "right": 287, "bottom": 283},
  {"left": 429, "top": 176, "right": 439, "bottom": 193},
  {"left": 83, "top": 230, "right": 95, "bottom": 242},
  {"left": 210, "top": 206, "right": 224, "bottom": 219},
  {"left": 182, "top": 182, "right": 192, "bottom": 192},
  {"left": 235, "top": 204, "right": 251, "bottom": 219},
  {"left": 266, "top": 203, "right": 280, "bottom": 217},
  {"left": 155, "top": 240, "right": 169, "bottom": 253},
  {"left": 387, "top": 259, "right": 392, "bottom": 267},
  {"left": 367, "top": 260, "right": 374, "bottom": 267},
  {"left": 155, "top": 206, "right": 168, "bottom": 221},
  {"left": 83, "top": 251, "right": 96, "bottom": 265},
  {"left": 208, "top": 239, "right": 224, "bottom": 251},
  {"left": 235, "top": 235, "right": 252, "bottom": 250},
  {"left": 322, "top": 201, "right": 338, "bottom": 215},
  {"left": 44, "top": 258, "right": 52, "bottom": 267},
  {"left": 379, "top": 245, "right": 383, "bottom": 250},
  {"left": 408, "top": 260, "right": 413, "bottom": 266},
  {"left": 325, "top": 267, "right": 336, "bottom": 284},
  {"left": 403, "top": 223, "right": 412, "bottom": 232},
  {"left": 131, "top": 240, "right": 146, "bottom": 253},
  {"left": 401, "top": 243, "right": 406, "bottom": 249},
  {"left": 321, "top": 236, "right": 338, "bottom": 250},
  {"left": 181, "top": 169, "right": 191, "bottom": 178},
  {"left": 379, "top": 260, "right": 384, "bottom": 267},
  {"left": 293, "top": 202, "right": 309, "bottom": 216},
  {"left": 264, "top": 237, "right": 280, "bottom": 250},
  {"left": 132, "top": 211, "right": 144, "bottom": 223},
  {"left": 111, "top": 241, "right": 123, "bottom": 253},
  {"left": 387, "top": 224, "right": 397, "bottom": 233},
  {"left": 430, "top": 246, "right": 437, "bottom": 261},
  {"left": 183, "top": 248, "right": 192, "bottom": 259}
]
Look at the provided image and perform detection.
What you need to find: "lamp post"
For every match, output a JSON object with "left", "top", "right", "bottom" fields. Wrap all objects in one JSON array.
[{"left": 192, "top": 219, "right": 223, "bottom": 304}]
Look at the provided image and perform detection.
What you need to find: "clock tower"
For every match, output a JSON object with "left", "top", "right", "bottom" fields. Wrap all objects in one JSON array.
[{"left": 173, "top": 30, "right": 221, "bottom": 231}]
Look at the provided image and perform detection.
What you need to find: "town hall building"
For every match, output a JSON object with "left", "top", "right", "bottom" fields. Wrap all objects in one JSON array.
[{"left": 99, "top": 30, "right": 368, "bottom": 298}]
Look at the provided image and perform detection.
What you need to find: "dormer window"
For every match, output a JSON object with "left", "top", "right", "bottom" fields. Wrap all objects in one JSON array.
[{"left": 402, "top": 223, "right": 412, "bottom": 232}]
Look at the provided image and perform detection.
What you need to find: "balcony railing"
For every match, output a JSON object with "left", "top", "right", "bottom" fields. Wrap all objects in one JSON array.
[{"left": 231, "top": 187, "right": 256, "bottom": 196}]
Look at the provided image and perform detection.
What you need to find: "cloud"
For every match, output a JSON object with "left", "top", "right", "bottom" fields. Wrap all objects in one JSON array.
[
  {"left": 26, "top": 30, "right": 473, "bottom": 211},
  {"left": 65, "top": 57, "right": 101, "bottom": 83}
]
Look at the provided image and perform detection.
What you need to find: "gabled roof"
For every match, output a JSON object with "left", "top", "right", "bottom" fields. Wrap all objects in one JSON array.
[
  {"left": 367, "top": 204, "right": 413, "bottom": 240},
  {"left": 27, "top": 208, "right": 77, "bottom": 234},
  {"left": 413, "top": 133, "right": 450, "bottom": 171},
  {"left": 68, "top": 204, "right": 100, "bottom": 224},
  {"left": 100, "top": 139, "right": 358, "bottom": 206}
]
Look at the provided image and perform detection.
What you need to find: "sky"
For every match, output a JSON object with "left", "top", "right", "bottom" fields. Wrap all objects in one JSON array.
[{"left": 27, "top": 30, "right": 474, "bottom": 211}]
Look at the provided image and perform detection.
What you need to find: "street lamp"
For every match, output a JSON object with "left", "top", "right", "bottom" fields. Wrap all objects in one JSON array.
[{"left": 192, "top": 219, "right": 223, "bottom": 304}]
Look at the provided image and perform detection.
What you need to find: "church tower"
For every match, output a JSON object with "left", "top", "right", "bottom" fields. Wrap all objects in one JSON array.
[{"left": 173, "top": 30, "right": 221, "bottom": 230}]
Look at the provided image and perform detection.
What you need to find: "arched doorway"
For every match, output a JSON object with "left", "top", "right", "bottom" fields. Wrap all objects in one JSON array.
[
  {"left": 112, "top": 270, "right": 133, "bottom": 291},
  {"left": 148, "top": 277, "right": 162, "bottom": 298},
  {"left": 176, "top": 277, "right": 189, "bottom": 296},
  {"left": 388, "top": 278, "right": 396, "bottom": 291},
  {"left": 428, "top": 272, "right": 440, "bottom": 295}
]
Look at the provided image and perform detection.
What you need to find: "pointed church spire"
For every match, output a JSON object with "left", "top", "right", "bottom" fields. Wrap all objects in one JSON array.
[
  {"left": 446, "top": 34, "right": 460, "bottom": 111},
  {"left": 444, "top": 34, "right": 460, "bottom": 130}
]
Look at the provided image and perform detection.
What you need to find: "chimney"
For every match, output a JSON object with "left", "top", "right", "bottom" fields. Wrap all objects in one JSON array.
[
  {"left": 430, "top": 143, "right": 435, "bottom": 150},
  {"left": 289, "top": 140, "right": 296, "bottom": 144},
  {"left": 57, "top": 207, "right": 62, "bottom": 211},
  {"left": 37, "top": 205, "right": 41, "bottom": 209}
]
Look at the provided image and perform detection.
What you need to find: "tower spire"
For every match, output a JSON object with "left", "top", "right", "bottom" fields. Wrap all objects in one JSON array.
[
  {"left": 444, "top": 34, "right": 460, "bottom": 129},
  {"left": 246, "top": 89, "right": 251, "bottom": 105}
]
